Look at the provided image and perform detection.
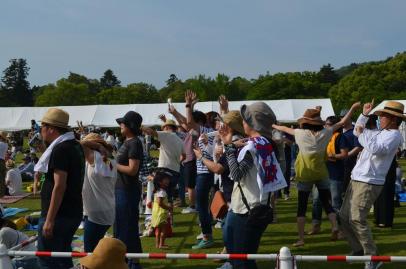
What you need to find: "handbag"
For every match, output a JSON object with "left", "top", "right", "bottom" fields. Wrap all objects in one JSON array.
[
  {"left": 210, "top": 191, "right": 228, "bottom": 219},
  {"left": 237, "top": 181, "right": 273, "bottom": 228}
]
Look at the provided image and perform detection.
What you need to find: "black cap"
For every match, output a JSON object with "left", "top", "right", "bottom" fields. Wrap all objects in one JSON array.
[{"left": 116, "top": 111, "right": 143, "bottom": 135}]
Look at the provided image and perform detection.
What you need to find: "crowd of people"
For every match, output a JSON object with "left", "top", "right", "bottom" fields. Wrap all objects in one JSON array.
[{"left": 0, "top": 92, "right": 405, "bottom": 269}]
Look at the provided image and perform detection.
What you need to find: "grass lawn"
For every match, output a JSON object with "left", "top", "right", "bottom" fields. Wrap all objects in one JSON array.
[
  {"left": 5, "top": 148, "right": 406, "bottom": 268},
  {"left": 10, "top": 184, "right": 406, "bottom": 269}
]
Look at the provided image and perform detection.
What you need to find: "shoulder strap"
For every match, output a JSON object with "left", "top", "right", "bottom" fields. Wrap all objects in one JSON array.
[{"left": 237, "top": 181, "right": 271, "bottom": 213}]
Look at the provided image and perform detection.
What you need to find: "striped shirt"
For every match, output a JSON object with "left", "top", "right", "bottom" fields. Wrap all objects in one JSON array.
[{"left": 197, "top": 126, "right": 215, "bottom": 174}]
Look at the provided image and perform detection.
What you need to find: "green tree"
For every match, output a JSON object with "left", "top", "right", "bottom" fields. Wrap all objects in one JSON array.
[
  {"left": 100, "top": 69, "right": 121, "bottom": 89},
  {"left": 329, "top": 52, "right": 406, "bottom": 111},
  {"left": 67, "top": 72, "right": 101, "bottom": 94},
  {"left": 35, "top": 79, "right": 95, "bottom": 106},
  {"left": 318, "top": 64, "right": 339, "bottom": 84},
  {"left": 97, "top": 83, "right": 161, "bottom": 104},
  {"left": 1, "top": 58, "right": 32, "bottom": 106}
]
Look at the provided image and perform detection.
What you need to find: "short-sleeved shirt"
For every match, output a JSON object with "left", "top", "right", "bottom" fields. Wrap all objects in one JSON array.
[
  {"left": 157, "top": 131, "right": 184, "bottom": 173},
  {"left": 326, "top": 133, "right": 349, "bottom": 181},
  {"left": 41, "top": 139, "right": 85, "bottom": 218},
  {"left": 294, "top": 128, "right": 333, "bottom": 182},
  {"left": 115, "top": 137, "right": 144, "bottom": 189}
]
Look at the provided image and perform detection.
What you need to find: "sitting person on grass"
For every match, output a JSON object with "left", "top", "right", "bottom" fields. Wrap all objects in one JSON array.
[
  {"left": 5, "top": 160, "right": 22, "bottom": 196},
  {"left": 0, "top": 217, "right": 40, "bottom": 269}
]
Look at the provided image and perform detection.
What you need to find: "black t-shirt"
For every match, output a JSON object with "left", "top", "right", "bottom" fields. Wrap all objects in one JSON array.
[
  {"left": 115, "top": 137, "right": 144, "bottom": 189},
  {"left": 218, "top": 154, "right": 233, "bottom": 203},
  {"left": 41, "top": 139, "right": 85, "bottom": 218}
]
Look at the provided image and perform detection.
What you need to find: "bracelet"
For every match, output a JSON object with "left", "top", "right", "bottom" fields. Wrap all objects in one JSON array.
[
  {"left": 197, "top": 156, "right": 203, "bottom": 161},
  {"left": 185, "top": 104, "right": 191, "bottom": 108},
  {"left": 361, "top": 112, "right": 369, "bottom": 117}
]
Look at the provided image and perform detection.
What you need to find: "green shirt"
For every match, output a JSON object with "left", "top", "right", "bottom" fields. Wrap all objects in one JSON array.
[{"left": 294, "top": 128, "right": 333, "bottom": 182}]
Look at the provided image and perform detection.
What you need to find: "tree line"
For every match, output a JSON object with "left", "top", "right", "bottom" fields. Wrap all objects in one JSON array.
[{"left": 1, "top": 51, "right": 406, "bottom": 113}]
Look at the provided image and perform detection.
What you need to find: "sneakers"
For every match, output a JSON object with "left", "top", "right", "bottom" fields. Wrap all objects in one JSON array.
[
  {"left": 192, "top": 239, "right": 214, "bottom": 249},
  {"left": 217, "top": 262, "right": 233, "bottom": 269},
  {"left": 196, "top": 233, "right": 204, "bottom": 241},
  {"left": 181, "top": 207, "right": 197, "bottom": 214},
  {"left": 364, "top": 261, "right": 383, "bottom": 269},
  {"left": 214, "top": 221, "right": 223, "bottom": 229}
]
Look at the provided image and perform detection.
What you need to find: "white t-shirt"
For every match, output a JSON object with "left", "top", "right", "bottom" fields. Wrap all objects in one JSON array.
[
  {"left": 157, "top": 131, "right": 184, "bottom": 173},
  {"left": 0, "top": 142, "right": 7, "bottom": 160},
  {"left": 82, "top": 151, "right": 117, "bottom": 226},
  {"left": 6, "top": 168, "right": 22, "bottom": 196}
]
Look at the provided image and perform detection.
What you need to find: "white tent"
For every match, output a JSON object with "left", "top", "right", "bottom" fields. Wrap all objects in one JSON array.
[
  {"left": 0, "top": 99, "right": 335, "bottom": 131},
  {"left": 372, "top": 100, "right": 406, "bottom": 149}
]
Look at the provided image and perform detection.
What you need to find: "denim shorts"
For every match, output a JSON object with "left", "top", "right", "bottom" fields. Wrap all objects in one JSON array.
[{"left": 296, "top": 179, "right": 330, "bottom": 192}]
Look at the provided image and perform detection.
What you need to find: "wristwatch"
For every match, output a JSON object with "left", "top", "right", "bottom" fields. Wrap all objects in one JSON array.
[{"left": 185, "top": 104, "right": 191, "bottom": 108}]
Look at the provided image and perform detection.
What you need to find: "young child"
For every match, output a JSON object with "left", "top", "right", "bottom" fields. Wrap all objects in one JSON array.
[{"left": 151, "top": 172, "right": 172, "bottom": 249}]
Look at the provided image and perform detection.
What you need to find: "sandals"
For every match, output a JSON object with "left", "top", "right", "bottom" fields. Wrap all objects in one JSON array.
[
  {"left": 293, "top": 241, "right": 305, "bottom": 247},
  {"left": 330, "top": 230, "right": 339, "bottom": 241}
]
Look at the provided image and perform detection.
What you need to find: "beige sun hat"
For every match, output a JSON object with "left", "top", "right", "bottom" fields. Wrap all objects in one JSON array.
[
  {"left": 374, "top": 101, "right": 406, "bottom": 120},
  {"left": 161, "top": 119, "right": 177, "bottom": 129},
  {"left": 79, "top": 238, "right": 128, "bottom": 269},
  {"left": 41, "top": 108, "right": 70, "bottom": 129}
]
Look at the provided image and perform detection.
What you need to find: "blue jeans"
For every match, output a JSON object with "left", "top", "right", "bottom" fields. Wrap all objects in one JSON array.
[
  {"left": 37, "top": 216, "right": 81, "bottom": 269},
  {"left": 330, "top": 180, "right": 343, "bottom": 212},
  {"left": 114, "top": 187, "right": 143, "bottom": 269},
  {"left": 13, "top": 258, "right": 41, "bottom": 269},
  {"left": 196, "top": 173, "right": 214, "bottom": 235},
  {"left": 84, "top": 216, "right": 110, "bottom": 252},
  {"left": 223, "top": 211, "right": 267, "bottom": 269}
]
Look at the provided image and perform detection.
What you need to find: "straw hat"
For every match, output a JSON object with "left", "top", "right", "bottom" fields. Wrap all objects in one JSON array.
[
  {"left": 82, "top": 133, "right": 113, "bottom": 152},
  {"left": 80, "top": 238, "right": 128, "bottom": 269},
  {"left": 374, "top": 101, "right": 406, "bottom": 120},
  {"left": 41, "top": 108, "right": 70, "bottom": 129},
  {"left": 298, "top": 106, "right": 325, "bottom": 126},
  {"left": 161, "top": 119, "right": 177, "bottom": 129},
  {"left": 240, "top": 102, "right": 276, "bottom": 138},
  {"left": 0, "top": 131, "right": 8, "bottom": 141},
  {"left": 219, "top": 111, "right": 245, "bottom": 135}
]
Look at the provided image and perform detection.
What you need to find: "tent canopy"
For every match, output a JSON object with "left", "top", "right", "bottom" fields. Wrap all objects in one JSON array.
[{"left": 0, "top": 99, "right": 335, "bottom": 131}]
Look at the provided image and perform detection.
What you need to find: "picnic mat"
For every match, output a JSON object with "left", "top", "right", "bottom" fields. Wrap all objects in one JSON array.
[
  {"left": 3, "top": 207, "right": 29, "bottom": 218},
  {"left": 0, "top": 193, "right": 32, "bottom": 204}
]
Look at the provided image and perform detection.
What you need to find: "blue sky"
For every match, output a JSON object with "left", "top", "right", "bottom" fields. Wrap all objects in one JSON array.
[{"left": 1, "top": 0, "right": 405, "bottom": 88}]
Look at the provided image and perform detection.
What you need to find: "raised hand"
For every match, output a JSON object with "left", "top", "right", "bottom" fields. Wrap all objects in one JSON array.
[
  {"left": 158, "top": 114, "right": 167, "bottom": 123},
  {"left": 363, "top": 98, "right": 375, "bottom": 115},
  {"left": 219, "top": 95, "right": 229, "bottom": 114},
  {"left": 218, "top": 124, "right": 233, "bottom": 145},
  {"left": 351, "top": 101, "right": 362, "bottom": 111},
  {"left": 168, "top": 103, "right": 176, "bottom": 114},
  {"left": 185, "top": 90, "right": 198, "bottom": 107}
]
